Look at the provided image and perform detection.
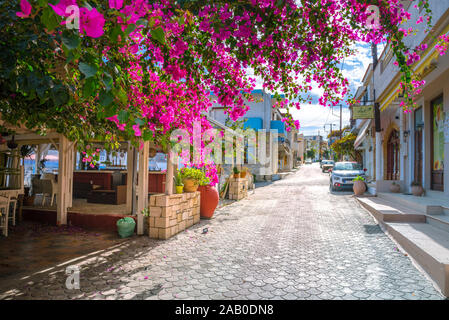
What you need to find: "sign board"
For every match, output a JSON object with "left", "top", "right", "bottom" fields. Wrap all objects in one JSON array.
[{"left": 353, "top": 105, "right": 374, "bottom": 119}]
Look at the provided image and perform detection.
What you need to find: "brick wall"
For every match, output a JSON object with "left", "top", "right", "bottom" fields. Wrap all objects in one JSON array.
[{"left": 148, "top": 192, "right": 200, "bottom": 239}]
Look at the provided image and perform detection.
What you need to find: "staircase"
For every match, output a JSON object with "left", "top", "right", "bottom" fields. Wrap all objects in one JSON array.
[{"left": 357, "top": 193, "right": 449, "bottom": 297}]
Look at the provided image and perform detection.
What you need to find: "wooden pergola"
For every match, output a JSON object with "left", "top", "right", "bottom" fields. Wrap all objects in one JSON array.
[{"left": 0, "top": 121, "right": 177, "bottom": 235}]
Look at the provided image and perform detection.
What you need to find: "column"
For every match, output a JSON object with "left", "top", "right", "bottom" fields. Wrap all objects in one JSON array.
[
  {"left": 136, "top": 141, "right": 149, "bottom": 235},
  {"left": 444, "top": 86, "right": 449, "bottom": 196},
  {"left": 165, "top": 146, "right": 174, "bottom": 195},
  {"left": 375, "top": 132, "right": 382, "bottom": 182},
  {"left": 35, "top": 144, "right": 40, "bottom": 174},
  {"left": 126, "top": 143, "right": 135, "bottom": 213},
  {"left": 56, "top": 135, "right": 71, "bottom": 225},
  {"left": 399, "top": 109, "right": 405, "bottom": 182}
]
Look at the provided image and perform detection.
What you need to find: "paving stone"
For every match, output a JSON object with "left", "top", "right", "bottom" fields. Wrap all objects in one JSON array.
[{"left": 0, "top": 166, "right": 444, "bottom": 300}]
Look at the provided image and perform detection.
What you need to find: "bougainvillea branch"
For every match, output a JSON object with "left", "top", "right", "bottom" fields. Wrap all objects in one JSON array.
[{"left": 0, "top": 0, "right": 445, "bottom": 183}]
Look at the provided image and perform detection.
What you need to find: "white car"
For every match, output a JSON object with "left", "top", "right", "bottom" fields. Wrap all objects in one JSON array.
[
  {"left": 330, "top": 162, "right": 366, "bottom": 191},
  {"left": 305, "top": 159, "right": 312, "bottom": 164}
]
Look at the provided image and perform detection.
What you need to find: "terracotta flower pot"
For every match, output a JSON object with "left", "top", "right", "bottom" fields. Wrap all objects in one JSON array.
[
  {"left": 240, "top": 171, "right": 247, "bottom": 178},
  {"left": 183, "top": 179, "right": 198, "bottom": 192},
  {"left": 233, "top": 173, "right": 240, "bottom": 179},
  {"left": 198, "top": 185, "right": 219, "bottom": 219},
  {"left": 411, "top": 185, "right": 424, "bottom": 197},
  {"left": 390, "top": 183, "right": 401, "bottom": 193},
  {"left": 353, "top": 181, "right": 366, "bottom": 196},
  {"left": 176, "top": 186, "right": 184, "bottom": 194}
]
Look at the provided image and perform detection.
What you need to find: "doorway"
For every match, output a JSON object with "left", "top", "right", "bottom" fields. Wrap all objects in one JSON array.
[
  {"left": 414, "top": 107, "right": 423, "bottom": 185},
  {"left": 386, "top": 129, "right": 400, "bottom": 180},
  {"left": 431, "top": 95, "right": 444, "bottom": 191}
]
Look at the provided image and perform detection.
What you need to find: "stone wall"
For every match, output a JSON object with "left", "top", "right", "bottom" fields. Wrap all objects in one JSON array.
[
  {"left": 228, "top": 177, "right": 248, "bottom": 200},
  {"left": 148, "top": 192, "right": 200, "bottom": 239}
]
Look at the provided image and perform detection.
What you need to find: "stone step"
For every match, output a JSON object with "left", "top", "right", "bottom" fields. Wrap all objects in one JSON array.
[
  {"left": 426, "top": 214, "right": 449, "bottom": 234},
  {"left": 357, "top": 197, "right": 426, "bottom": 223},
  {"left": 378, "top": 192, "right": 428, "bottom": 213},
  {"left": 385, "top": 222, "right": 449, "bottom": 297}
]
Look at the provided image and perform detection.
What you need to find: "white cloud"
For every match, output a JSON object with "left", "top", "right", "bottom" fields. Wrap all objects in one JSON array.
[{"left": 289, "top": 103, "right": 351, "bottom": 138}]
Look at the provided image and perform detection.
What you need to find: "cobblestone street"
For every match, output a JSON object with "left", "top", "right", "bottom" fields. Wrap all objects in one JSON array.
[{"left": 0, "top": 164, "right": 444, "bottom": 300}]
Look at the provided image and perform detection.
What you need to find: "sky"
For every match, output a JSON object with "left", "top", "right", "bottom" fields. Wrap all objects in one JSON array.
[
  {"left": 248, "top": 42, "right": 383, "bottom": 140},
  {"left": 291, "top": 42, "right": 377, "bottom": 139}
]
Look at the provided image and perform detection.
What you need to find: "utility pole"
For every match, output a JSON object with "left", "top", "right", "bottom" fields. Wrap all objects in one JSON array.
[
  {"left": 339, "top": 104, "right": 342, "bottom": 140},
  {"left": 372, "top": 42, "right": 382, "bottom": 182},
  {"left": 318, "top": 130, "right": 321, "bottom": 161}
]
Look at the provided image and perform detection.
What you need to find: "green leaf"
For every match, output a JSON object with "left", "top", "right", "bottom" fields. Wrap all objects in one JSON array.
[
  {"left": 151, "top": 27, "right": 165, "bottom": 44},
  {"left": 79, "top": 62, "right": 98, "bottom": 79},
  {"left": 117, "top": 88, "right": 128, "bottom": 105},
  {"left": 83, "top": 78, "right": 97, "bottom": 98},
  {"left": 41, "top": 7, "right": 60, "bottom": 31},
  {"left": 125, "top": 24, "right": 137, "bottom": 36},
  {"left": 98, "top": 90, "right": 114, "bottom": 107},
  {"left": 142, "top": 129, "right": 153, "bottom": 141},
  {"left": 62, "top": 31, "right": 81, "bottom": 50},
  {"left": 135, "top": 118, "right": 145, "bottom": 126},
  {"left": 66, "top": 50, "right": 80, "bottom": 64},
  {"left": 51, "top": 85, "right": 69, "bottom": 107},
  {"left": 136, "top": 19, "right": 148, "bottom": 27},
  {"left": 117, "top": 110, "right": 129, "bottom": 123},
  {"left": 104, "top": 105, "right": 117, "bottom": 118},
  {"left": 110, "top": 25, "right": 123, "bottom": 42},
  {"left": 102, "top": 73, "right": 113, "bottom": 91}
]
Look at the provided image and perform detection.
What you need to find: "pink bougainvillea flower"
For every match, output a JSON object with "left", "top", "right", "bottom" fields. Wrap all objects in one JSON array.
[
  {"left": 109, "top": 0, "right": 123, "bottom": 10},
  {"left": 49, "top": 0, "right": 77, "bottom": 17},
  {"left": 132, "top": 124, "right": 142, "bottom": 137},
  {"left": 16, "top": 0, "right": 32, "bottom": 18},
  {"left": 79, "top": 7, "right": 105, "bottom": 38}
]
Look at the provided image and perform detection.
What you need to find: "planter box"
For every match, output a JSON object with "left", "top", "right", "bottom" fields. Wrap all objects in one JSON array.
[
  {"left": 228, "top": 177, "right": 248, "bottom": 200},
  {"left": 148, "top": 192, "right": 201, "bottom": 239}
]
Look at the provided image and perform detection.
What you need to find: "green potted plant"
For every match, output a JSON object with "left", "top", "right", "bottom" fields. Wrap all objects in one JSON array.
[
  {"left": 240, "top": 166, "right": 248, "bottom": 178},
  {"left": 411, "top": 181, "right": 424, "bottom": 197},
  {"left": 233, "top": 166, "right": 240, "bottom": 179},
  {"left": 175, "top": 171, "right": 184, "bottom": 194},
  {"left": 352, "top": 175, "right": 366, "bottom": 196},
  {"left": 179, "top": 167, "right": 204, "bottom": 192}
]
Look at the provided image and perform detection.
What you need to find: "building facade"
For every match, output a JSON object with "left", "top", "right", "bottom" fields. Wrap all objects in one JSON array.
[
  {"left": 352, "top": 0, "right": 449, "bottom": 196},
  {"left": 209, "top": 89, "right": 293, "bottom": 178}
]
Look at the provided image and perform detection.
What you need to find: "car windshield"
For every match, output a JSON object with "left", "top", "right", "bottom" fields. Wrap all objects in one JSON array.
[
  {"left": 323, "top": 161, "right": 334, "bottom": 165},
  {"left": 334, "top": 163, "right": 362, "bottom": 171}
]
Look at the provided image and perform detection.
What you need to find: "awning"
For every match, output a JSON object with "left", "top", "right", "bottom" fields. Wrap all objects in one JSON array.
[{"left": 354, "top": 120, "right": 371, "bottom": 149}]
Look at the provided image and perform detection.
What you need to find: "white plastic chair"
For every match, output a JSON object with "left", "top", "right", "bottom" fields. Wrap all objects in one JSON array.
[{"left": 8, "top": 196, "right": 17, "bottom": 226}]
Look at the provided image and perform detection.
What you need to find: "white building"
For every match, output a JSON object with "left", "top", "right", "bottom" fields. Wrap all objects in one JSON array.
[{"left": 209, "top": 89, "right": 293, "bottom": 179}]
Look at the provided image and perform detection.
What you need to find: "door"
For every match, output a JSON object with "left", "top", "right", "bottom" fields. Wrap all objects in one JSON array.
[
  {"left": 414, "top": 107, "right": 423, "bottom": 184},
  {"left": 431, "top": 96, "right": 444, "bottom": 191},
  {"left": 386, "top": 129, "right": 400, "bottom": 180}
]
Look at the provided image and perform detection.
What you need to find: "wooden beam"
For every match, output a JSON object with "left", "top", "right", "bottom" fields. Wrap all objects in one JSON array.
[
  {"left": 165, "top": 147, "right": 174, "bottom": 195},
  {"left": 136, "top": 141, "right": 149, "bottom": 235},
  {"left": 35, "top": 145, "right": 40, "bottom": 174},
  {"left": 56, "top": 135, "right": 70, "bottom": 225},
  {"left": 126, "top": 143, "right": 135, "bottom": 214},
  {"left": 66, "top": 142, "right": 74, "bottom": 208}
]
